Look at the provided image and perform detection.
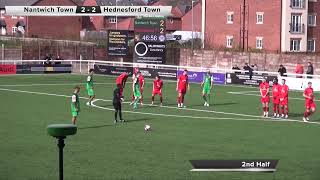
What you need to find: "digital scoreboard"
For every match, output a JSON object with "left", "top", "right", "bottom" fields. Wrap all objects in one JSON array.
[
  {"left": 5, "top": 6, "right": 172, "bottom": 16},
  {"left": 134, "top": 17, "right": 166, "bottom": 64}
]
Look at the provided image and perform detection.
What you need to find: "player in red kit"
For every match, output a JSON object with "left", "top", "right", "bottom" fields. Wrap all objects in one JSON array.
[
  {"left": 260, "top": 78, "right": 270, "bottom": 117},
  {"left": 303, "top": 82, "right": 316, "bottom": 122},
  {"left": 272, "top": 78, "right": 281, "bottom": 118},
  {"left": 116, "top": 72, "right": 129, "bottom": 97},
  {"left": 279, "top": 79, "right": 289, "bottom": 119},
  {"left": 151, "top": 75, "right": 163, "bottom": 106},
  {"left": 176, "top": 69, "right": 189, "bottom": 108}
]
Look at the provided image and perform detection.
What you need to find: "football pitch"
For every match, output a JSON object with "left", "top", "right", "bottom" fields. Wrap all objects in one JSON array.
[{"left": 1, "top": 74, "right": 320, "bottom": 180}]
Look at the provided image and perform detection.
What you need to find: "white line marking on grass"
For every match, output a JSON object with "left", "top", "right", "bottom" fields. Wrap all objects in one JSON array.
[
  {"left": 1, "top": 87, "right": 320, "bottom": 125},
  {"left": 228, "top": 91, "right": 320, "bottom": 102},
  {"left": 91, "top": 99, "right": 320, "bottom": 124},
  {"left": 0, "top": 82, "right": 119, "bottom": 87}
]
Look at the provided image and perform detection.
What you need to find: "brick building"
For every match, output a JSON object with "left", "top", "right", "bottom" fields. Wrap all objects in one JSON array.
[
  {"left": 205, "top": 0, "right": 282, "bottom": 52},
  {"left": 28, "top": 0, "right": 82, "bottom": 40},
  {"left": 82, "top": 0, "right": 184, "bottom": 32},
  {"left": 205, "top": 0, "right": 320, "bottom": 53},
  {"left": 181, "top": 2, "right": 201, "bottom": 32},
  {"left": 0, "top": 0, "right": 82, "bottom": 40},
  {"left": 0, "top": 0, "right": 37, "bottom": 36},
  {"left": 307, "top": 0, "right": 320, "bottom": 52}
]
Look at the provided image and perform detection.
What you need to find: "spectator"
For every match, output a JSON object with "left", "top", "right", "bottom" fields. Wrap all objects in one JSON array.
[
  {"left": 44, "top": 53, "right": 52, "bottom": 65},
  {"left": 232, "top": 64, "right": 241, "bottom": 74},
  {"left": 55, "top": 55, "right": 63, "bottom": 65},
  {"left": 243, "top": 63, "right": 253, "bottom": 79},
  {"left": 295, "top": 62, "right": 304, "bottom": 78},
  {"left": 253, "top": 64, "right": 258, "bottom": 71},
  {"left": 306, "top": 62, "right": 314, "bottom": 79},
  {"left": 278, "top": 64, "right": 287, "bottom": 77}
]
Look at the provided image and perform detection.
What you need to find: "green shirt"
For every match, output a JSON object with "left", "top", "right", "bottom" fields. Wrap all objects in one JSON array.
[
  {"left": 86, "top": 75, "right": 93, "bottom": 89},
  {"left": 203, "top": 74, "right": 212, "bottom": 88},
  {"left": 71, "top": 93, "right": 80, "bottom": 112},
  {"left": 134, "top": 79, "right": 140, "bottom": 93}
]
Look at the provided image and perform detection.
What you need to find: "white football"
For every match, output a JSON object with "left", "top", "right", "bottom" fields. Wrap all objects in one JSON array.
[{"left": 144, "top": 124, "right": 151, "bottom": 131}]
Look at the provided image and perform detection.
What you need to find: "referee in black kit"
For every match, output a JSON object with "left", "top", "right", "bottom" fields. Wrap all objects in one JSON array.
[{"left": 113, "top": 84, "right": 124, "bottom": 124}]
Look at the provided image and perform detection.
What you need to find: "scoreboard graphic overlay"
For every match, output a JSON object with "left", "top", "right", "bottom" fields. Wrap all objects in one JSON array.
[
  {"left": 134, "top": 17, "right": 166, "bottom": 64},
  {"left": 5, "top": 6, "right": 172, "bottom": 17}
]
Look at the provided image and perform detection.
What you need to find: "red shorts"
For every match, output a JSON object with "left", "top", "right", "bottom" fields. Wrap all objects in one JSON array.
[
  {"left": 140, "top": 87, "right": 144, "bottom": 94},
  {"left": 306, "top": 102, "right": 316, "bottom": 110},
  {"left": 279, "top": 98, "right": 288, "bottom": 106},
  {"left": 272, "top": 96, "right": 280, "bottom": 104},
  {"left": 261, "top": 96, "right": 270, "bottom": 103},
  {"left": 152, "top": 90, "right": 162, "bottom": 96},
  {"left": 178, "top": 88, "right": 186, "bottom": 94}
]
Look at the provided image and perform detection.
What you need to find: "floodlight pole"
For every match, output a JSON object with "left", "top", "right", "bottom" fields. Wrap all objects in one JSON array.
[
  {"left": 57, "top": 136, "right": 66, "bottom": 180},
  {"left": 201, "top": 0, "right": 206, "bottom": 49},
  {"left": 191, "top": 0, "right": 195, "bottom": 51}
]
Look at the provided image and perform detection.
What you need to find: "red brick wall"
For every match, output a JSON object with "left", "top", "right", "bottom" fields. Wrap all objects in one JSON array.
[
  {"left": 205, "top": 0, "right": 242, "bottom": 49},
  {"left": 181, "top": 3, "right": 201, "bottom": 32},
  {"left": 1, "top": 16, "right": 26, "bottom": 36},
  {"left": 27, "top": 0, "right": 82, "bottom": 40},
  {"left": 82, "top": 0, "right": 105, "bottom": 31},
  {"left": 205, "top": 0, "right": 281, "bottom": 52},
  {"left": 247, "top": 0, "right": 281, "bottom": 52},
  {"left": 308, "top": 2, "right": 320, "bottom": 52}
]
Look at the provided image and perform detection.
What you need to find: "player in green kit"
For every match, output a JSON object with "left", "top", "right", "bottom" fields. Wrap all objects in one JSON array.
[
  {"left": 86, "top": 69, "right": 95, "bottom": 106},
  {"left": 132, "top": 72, "right": 142, "bottom": 109},
  {"left": 201, "top": 70, "right": 214, "bottom": 107},
  {"left": 71, "top": 86, "right": 80, "bottom": 125}
]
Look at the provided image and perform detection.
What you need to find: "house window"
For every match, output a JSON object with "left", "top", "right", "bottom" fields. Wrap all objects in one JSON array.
[
  {"left": 109, "top": 17, "right": 117, "bottom": 23},
  {"left": 290, "top": 14, "right": 303, "bottom": 33},
  {"left": 256, "top": 37, "right": 263, "bottom": 49},
  {"left": 11, "top": 16, "right": 17, "bottom": 19},
  {"left": 227, "top": 12, "right": 234, "bottom": 24},
  {"left": 290, "top": 39, "right": 301, "bottom": 52},
  {"left": 0, "top": 10, "right": 5, "bottom": 19},
  {"left": 226, "top": 36, "right": 233, "bottom": 48},
  {"left": 12, "top": 26, "right": 17, "bottom": 33},
  {"left": 290, "top": 0, "right": 305, "bottom": 8},
  {"left": 307, "top": 39, "right": 316, "bottom": 52},
  {"left": 308, "top": 14, "right": 316, "bottom": 26},
  {"left": 256, "top": 12, "right": 264, "bottom": 24}
]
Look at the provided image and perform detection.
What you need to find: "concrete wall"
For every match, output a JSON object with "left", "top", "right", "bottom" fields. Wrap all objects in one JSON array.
[{"left": 179, "top": 49, "right": 320, "bottom": 74}]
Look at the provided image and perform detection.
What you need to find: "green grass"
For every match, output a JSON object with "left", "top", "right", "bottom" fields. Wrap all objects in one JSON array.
[{"left": 1, "top": 74, "right": 320, "bottom": 180}]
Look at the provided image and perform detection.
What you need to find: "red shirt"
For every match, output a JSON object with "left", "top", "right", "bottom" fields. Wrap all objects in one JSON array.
[
  {"left": 178, "top": 74, "right": 188, "bottom": 89},
  {"left": 138, "top": 75, "right": 145, "bottom": 87},
  {"left": 153, "top": 79, "right": 163, "bottom": 91},
  {"left": 280, "top": 84, "right": 289, "bottom": 99},
  {"left": 260, "top": 82, "right": 270, "bottom": 96},
  {"left": 304, "top": 87, "right": 314, "bottom": 104},
  {"left": 116, "top": 73, "right": 128, "bottom": 85},
  {"left": 272, "top": 84, "right": 281, "bottom": 97}
]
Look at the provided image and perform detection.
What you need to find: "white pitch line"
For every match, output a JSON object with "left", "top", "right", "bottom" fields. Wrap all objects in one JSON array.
[
  {"left": 91, "top": 99, "right": 320, "bottom": 124},
  {"left": 0, "top": 82, "right": 118, "bottom": 87},
  {"left": 91, "top": 99, "right": 264, "bottom": 121},
  {"left": 228, "top": 91, "right": 320, "bottom": 102},
  {"left": 0, "top": 87, "right": 319, "bottom": 125}
]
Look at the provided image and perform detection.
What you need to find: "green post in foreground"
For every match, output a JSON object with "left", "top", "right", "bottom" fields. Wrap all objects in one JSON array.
[{"left": 47, "top": 124, "right": 77, "bottom": 180}]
